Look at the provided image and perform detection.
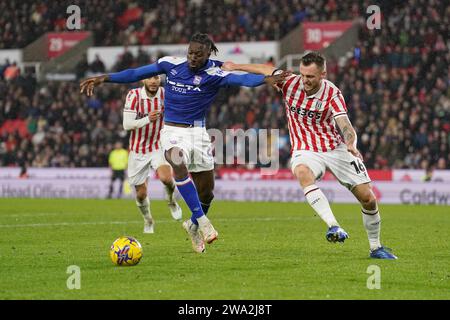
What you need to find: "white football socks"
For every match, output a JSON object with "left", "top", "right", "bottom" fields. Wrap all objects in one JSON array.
[
  {"left": 136, "top": 197, "right": 152, "bottom": 223},
  {"left": 362, "top": 207, "right": 381, "bottom": 250},
  {"left": 304, "top": 184, "right": 339, "bottom": 227},
  {"left": 197, "top": 215, "right": 210, "bottom": 228}
]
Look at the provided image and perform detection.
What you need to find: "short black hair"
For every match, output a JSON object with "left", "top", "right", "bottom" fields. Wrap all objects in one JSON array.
[
  {"left": 300, "top": 51, "right": 326, "bottom": 71},
  {"left": 190, "top": 33, "right": 219, "bottom": 56}
]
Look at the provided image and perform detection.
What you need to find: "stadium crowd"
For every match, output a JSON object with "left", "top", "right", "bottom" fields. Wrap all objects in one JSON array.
[
  {"left": 0, "top": 0, "right": 449, "bottom": 170},
  {"left": 1, "top": 0, "right": 363, "bottom": 49}
]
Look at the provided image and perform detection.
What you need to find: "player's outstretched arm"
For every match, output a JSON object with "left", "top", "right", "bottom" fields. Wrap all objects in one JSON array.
[
  {"left": 335, "top": 115, "right": 362, "bottom": 159},
  {"left": 223, "top": 70, "right": 291, "bottom": 88},
  {"left": 222, "top": 62, "right": 276, "bottom": 76},
  {"left": 80, "top": 63, "right": 164, "bottom": 96},
  {"left": 222, "top": 62, "right": 288, "bottom": 91}
]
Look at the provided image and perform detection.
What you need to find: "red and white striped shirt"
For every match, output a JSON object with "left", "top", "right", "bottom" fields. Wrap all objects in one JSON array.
[
  {"left": 281, "top": 75, "right": 347, "bottom": 153},
  {"left": 123, "top": 86, "right": 165, "bottom": 154}
]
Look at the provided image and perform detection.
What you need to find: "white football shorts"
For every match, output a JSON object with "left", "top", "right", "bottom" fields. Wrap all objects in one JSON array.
[
  {"left": 159, "top": 125, "right": 214, "bottom": 173},
  {"left": 290, "top": 143, "right": 371, "bottom": 190},
  {"left": 127, "top": 149, "right": 170, "bottom": 186}
]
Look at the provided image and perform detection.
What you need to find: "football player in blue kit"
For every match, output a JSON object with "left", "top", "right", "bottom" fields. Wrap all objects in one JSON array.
[{"left": 80, "top": 33, "right": 289, "bottom": 253}]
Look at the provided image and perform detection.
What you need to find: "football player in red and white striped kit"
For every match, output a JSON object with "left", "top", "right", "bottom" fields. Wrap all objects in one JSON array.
[
  {"left": 123, "top": 76, "right": 182, "bottom": 233},
  {"left": 222, "top": 52, "right": 397, "bottom": 259}
]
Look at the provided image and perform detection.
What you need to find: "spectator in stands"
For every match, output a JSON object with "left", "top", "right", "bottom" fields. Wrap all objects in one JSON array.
[
  {"left": 75, "top": 54, "right": 89, "bottom": 80},
  {"left": 0, "top": 59, "right": 10, "bottom": 79},
  {"left": 4, "top": 62, "right": 20, "bottom": 81},
  {"left": 19, "top": 164, "right": 29, "bottom": 179},
  {"left": 0, "top": 0, "right": 390, "bottom": 48},
  {"left": 90, "top": 54, "right": 106, "bottom": 74},
  {"left": 114, "top": 47, "right": 135, "bottom": 71},
  {"left": 0, "top": 0, "right": 448, "bottom": 172},
  {"left": 136, "top": 47, "right": 151, "bottom": 65}
]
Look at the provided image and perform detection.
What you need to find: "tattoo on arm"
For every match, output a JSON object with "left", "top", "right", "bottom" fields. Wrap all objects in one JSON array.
[
  {"left": 341, "top": 125, "right": 354, "bottom": 142},
  {"left": 336, "top": 116, "right": 356, "bottom": 144}
]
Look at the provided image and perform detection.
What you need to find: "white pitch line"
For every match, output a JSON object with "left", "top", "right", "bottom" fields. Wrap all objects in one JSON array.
[
  {"left": 0, "top": 216, "right": 309, "bottom": 229},
  {"left": 1, "top": 211, "right": 136, "bottom": 218},
  {"left": 0, "top": 221, "right": 141, "bottom": 228},
  {"left": 1, "top": 213, "right": 70, "bottom": 218}
]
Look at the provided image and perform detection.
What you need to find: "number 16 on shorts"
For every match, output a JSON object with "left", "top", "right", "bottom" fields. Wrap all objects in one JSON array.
[{"left": 350, "top": 159, "right": 366, "bottom": 174}]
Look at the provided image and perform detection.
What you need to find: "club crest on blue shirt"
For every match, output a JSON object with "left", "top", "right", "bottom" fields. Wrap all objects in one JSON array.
[
  {"left": 170, "top": 69, "right": 177, "bottom": 76},
  {"left": 193, "top": 75, "right": 202, "bottom": 85}
]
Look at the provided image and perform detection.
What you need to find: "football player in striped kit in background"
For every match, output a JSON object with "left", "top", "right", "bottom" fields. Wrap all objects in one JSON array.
[
  {"left": 222, "top": 52, "right": 397, "bottom": 260},
  {"left": 123, "top": 75, "right": 182, "bottom": 233}
]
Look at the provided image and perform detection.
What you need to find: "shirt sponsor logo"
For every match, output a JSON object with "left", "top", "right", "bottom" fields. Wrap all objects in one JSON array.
[
  {"left": 167, "top": 79, "right": 202, "bottom": 93},
  {"left": 290, "top": 106, "right": 322, "bottom": 120}
]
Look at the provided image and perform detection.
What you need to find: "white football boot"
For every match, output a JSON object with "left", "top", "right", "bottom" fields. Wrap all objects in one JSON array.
[
  {"left": 182, "top": 219, "right": 206, "bottom": 253},
  {"left": 166, "top": 187, "right": 183, "bottom": 221},
  {"left": 198, "top": 217, "right": 218, "bottom": 244},
  {"left": 168, "top": 201, "right": 182, "bottom": 221},
  {"left": 143, "top": 218, "right": 155, "bottom": 234}
]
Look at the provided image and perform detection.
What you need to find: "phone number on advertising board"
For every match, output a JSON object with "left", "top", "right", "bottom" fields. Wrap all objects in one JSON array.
[{"left": 242, "top": 187, "right": 335, "bottom": 202}]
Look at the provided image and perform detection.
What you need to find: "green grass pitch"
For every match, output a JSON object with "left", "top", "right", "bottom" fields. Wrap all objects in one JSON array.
[{"left": 0, "top": 199, "right": 449, "bottom": 299}]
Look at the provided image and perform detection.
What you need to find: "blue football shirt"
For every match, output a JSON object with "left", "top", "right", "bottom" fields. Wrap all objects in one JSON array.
[{"left": 108, "top": 56, "right": 265, "bottom": 126}]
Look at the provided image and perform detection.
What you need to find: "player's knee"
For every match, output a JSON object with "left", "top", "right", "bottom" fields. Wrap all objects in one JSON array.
[
  {"left": 295, "top": 165, "right": 315, "bottom": 184},
  {"left": 360, "top": 191, "right": 377, "bottom": 208},
  {"left": 160, "top": 176, "right": 172, "bottom": 186},
  {"left": 164, "top": 150, "right": 173, "bottom": 162},
  {"left": 165, "top": 148, "right": 185, "bottom": 168},
  {"left": 159, "top": 174, "right": 174, "bottom": 186},
  {"left": 157, "top": 168, "right": 173, "bottom": 185},
  {"left": 135, "top": 185, "right": 147, "bottom": 201}
]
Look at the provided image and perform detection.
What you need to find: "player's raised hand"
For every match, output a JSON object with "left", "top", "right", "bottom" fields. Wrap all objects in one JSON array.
[
  {"left": 149, "top": 111, "right": 162, "bottom": 122},
  {"left": 264, "top": 70, "right": 292, "bottom": 88},
  {"left": 80, "top": 75, "right": 108, "bottom": 96}
]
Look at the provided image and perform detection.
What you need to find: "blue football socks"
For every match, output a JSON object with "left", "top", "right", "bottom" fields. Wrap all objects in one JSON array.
[{"left": 175, "top": 176, "right": 204, "bottom": 225}]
